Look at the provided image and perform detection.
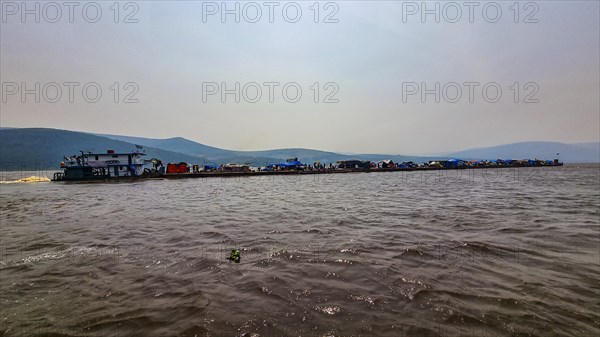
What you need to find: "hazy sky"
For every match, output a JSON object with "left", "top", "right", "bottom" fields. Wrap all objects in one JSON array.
[{"left": 1, "top": 1, "right": 598, "bottom": 154}]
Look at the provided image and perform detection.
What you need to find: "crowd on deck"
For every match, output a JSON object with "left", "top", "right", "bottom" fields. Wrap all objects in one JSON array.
[{"left": 164, "top": 157, "right": 562, "bottom": 174}]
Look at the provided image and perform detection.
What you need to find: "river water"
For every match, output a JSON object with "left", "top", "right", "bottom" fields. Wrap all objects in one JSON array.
[{"left": 0, "top": 165, "right": 598, "bottom": 337}]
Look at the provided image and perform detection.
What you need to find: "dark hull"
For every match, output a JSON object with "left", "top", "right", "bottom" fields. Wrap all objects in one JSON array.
[{"left": 52, "top": 163, "right": 563, "bottom": 182}]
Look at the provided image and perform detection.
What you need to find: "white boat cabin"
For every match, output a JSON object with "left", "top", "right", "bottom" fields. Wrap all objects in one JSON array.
[{"left": 63, "top": 149, "right": 146, "bottom": 177}]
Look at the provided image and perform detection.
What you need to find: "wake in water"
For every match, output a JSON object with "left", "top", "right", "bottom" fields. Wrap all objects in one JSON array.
[{"left": 0, "top": 176, "right": 51, "bottom": 184}]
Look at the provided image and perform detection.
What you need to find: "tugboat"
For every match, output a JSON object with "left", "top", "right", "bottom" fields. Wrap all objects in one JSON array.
[{"left": 52, "top": 146, "right": 162, "bottom": 181}]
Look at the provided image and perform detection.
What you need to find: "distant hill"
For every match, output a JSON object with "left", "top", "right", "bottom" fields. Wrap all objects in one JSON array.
[
  {"left": 1, "top": 128, "right": 598, "bottom": 170},
  {"left": 98, "top": 134, "right": 228, "bottom": 157},
  {"left": 0, "top": 128, "right": 202, "bottom": 170},
  {"left": 448, "top": 142, "right": 600, "bottom": 163},
  {"left": 98, "top": 133, "right": 343, "bottom": 164},
  {"left": 98, "top": 133, "right": 442, "bottom": 164}
]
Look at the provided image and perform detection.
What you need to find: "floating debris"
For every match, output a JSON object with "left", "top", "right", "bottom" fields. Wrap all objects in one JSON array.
[
  {"left": 227, "top": 249, "right": 241, "bottom": 263},
  {"left": 315, "top": 305, "right": 341, "bottom": 315}
]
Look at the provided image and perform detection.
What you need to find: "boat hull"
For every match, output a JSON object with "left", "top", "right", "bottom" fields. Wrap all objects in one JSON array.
[{"left": 52, "top": 163, "right": 563, "bottom": 182}]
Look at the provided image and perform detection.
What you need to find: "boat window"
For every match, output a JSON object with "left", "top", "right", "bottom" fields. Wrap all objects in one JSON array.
[{"left": 112, "top": 154, "right": 118, "bottom": 158}]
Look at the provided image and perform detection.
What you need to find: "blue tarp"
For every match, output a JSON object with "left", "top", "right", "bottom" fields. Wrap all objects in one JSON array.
[
  {"left": 445, "top": 159, "right": 464, "bottom": 168},
  {"left": 279, "top": 160, "right": 303, "bottom": 167}
]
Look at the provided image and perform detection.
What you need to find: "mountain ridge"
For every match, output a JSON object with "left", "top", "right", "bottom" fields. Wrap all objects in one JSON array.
[
  {"left": 0, "top": 128, "right": 203, "bottom": 170},
  {"left": 448, "top": 141, "right": 599, "bottom": 163},
  {"left": 97, "top": 132, "right": 447, "bottom": 164},
  {"left": 0, "top": 127, "right": 598, "bottom": 171}
]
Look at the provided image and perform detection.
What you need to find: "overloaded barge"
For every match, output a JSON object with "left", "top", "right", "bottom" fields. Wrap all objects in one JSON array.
[{"left": 52, "top": 148, "right": 563, "bottom": 182}]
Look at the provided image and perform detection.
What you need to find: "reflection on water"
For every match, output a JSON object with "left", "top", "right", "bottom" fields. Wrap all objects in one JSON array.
[{"left": 0, "top": 165, "right": 598, "bottom": 336}]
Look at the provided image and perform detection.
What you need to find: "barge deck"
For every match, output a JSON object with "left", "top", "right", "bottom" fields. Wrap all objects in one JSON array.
[{"left": 52, "top": 163, "right": 563, "bottom": 182}]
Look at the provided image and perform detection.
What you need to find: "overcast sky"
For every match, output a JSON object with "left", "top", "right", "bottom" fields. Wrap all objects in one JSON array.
[{"left": 1, "top": 1, "right": 598, "bottom": 154}]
